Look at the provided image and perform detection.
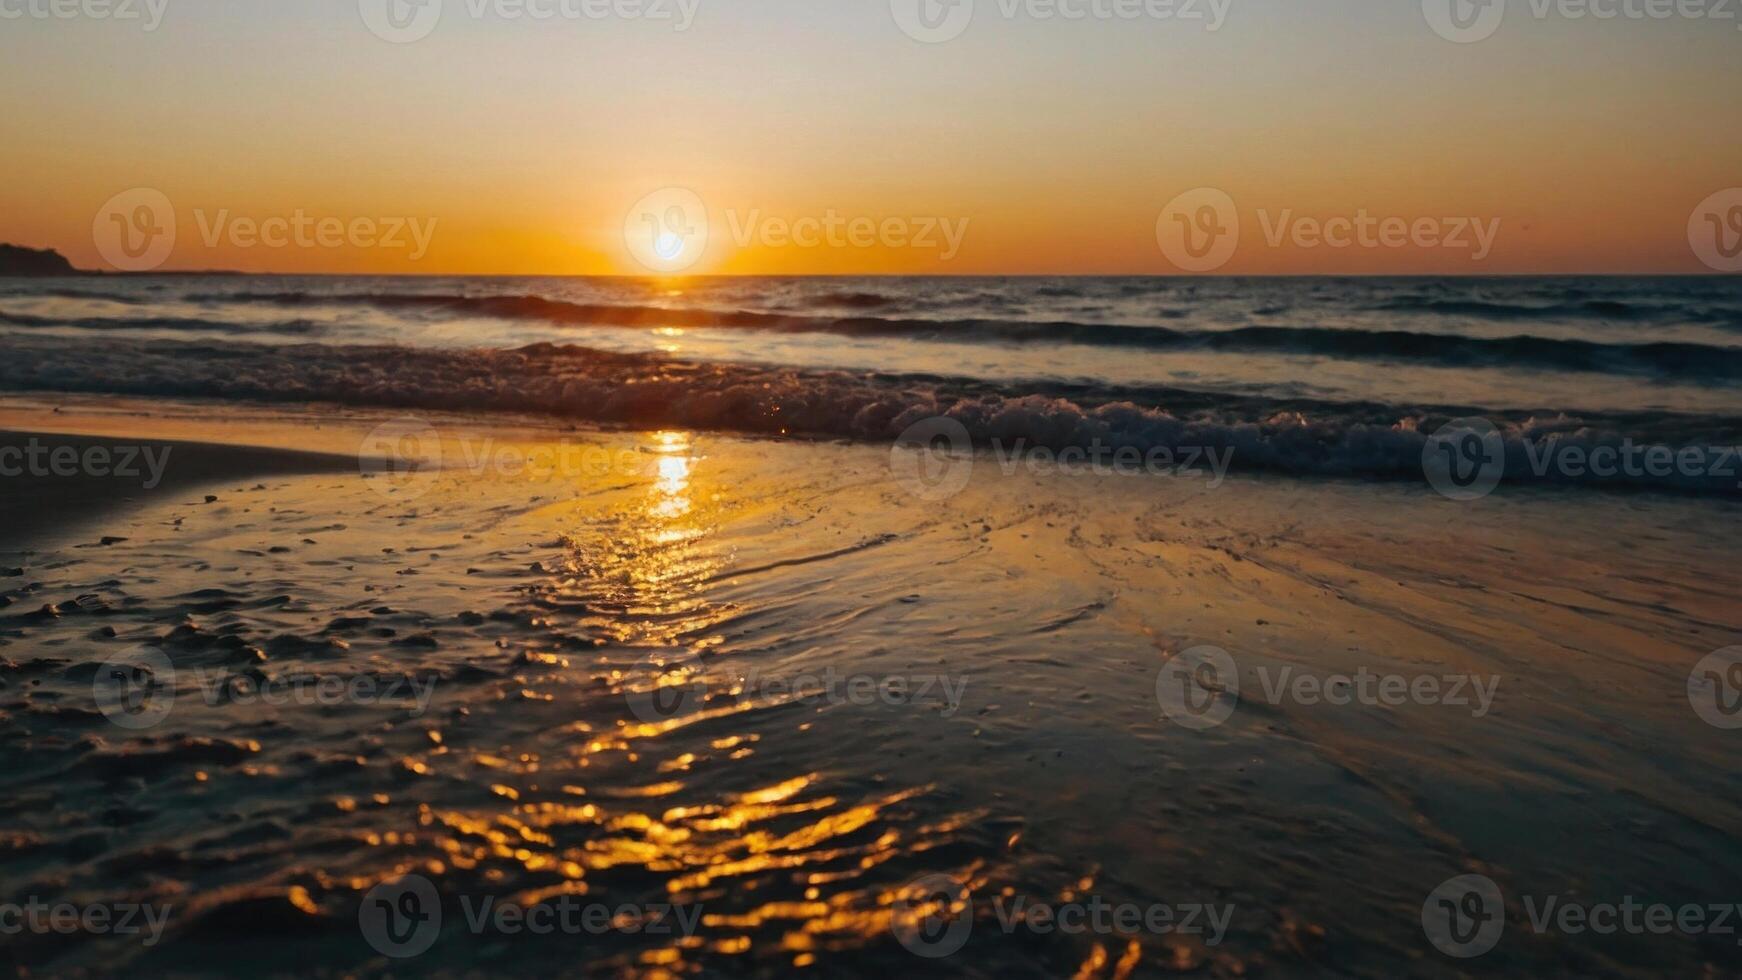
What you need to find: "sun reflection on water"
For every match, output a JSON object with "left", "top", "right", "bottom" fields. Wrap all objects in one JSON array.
[
  {"left": 336, "top": 429, "right": 993, "bottom": 973},
  {"left": 650, "top": 430, "right": 693, "bottom": 521}
]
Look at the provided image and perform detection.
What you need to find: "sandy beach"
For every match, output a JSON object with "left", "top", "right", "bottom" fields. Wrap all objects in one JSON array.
[
  {"left": 0, "top": 426, "right": 358, "bottom": 549},
  {"left": 2, "top": 395, "right": 1738, "bottom": 977}
]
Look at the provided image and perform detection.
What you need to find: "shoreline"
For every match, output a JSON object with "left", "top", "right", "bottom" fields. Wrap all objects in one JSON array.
[
  {"left": 0, "top": 394, "right": 1737, "bottom": 976},
  {"left": 0, "top": 429, "right": 356, "bottom": 551}
]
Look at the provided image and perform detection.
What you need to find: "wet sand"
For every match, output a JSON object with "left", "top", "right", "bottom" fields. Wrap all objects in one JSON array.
[
  {"left": 2, "top": 396, "right": 1740, "bottom": 977},
  {"left": 0, "top": 428, "right": 357, "bottom": 549}
]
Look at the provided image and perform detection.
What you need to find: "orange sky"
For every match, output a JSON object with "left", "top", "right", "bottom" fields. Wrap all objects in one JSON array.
[{"left": 3, "top": 1, "right": 1739, "bottom": 275}]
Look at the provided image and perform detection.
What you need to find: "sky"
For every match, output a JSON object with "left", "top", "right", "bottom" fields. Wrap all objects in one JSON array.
[{"left": 2, "top": 0, "right": 1741, "bottom": 275}]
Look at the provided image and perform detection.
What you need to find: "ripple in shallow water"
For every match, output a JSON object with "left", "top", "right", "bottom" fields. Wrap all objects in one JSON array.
[{"left": 5, "top": 419, "right": 1741, "bottom": 977}]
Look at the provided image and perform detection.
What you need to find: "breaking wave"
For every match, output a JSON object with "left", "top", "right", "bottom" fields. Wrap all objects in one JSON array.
[
  {"left": 0, "top": 310, "right": 321, "bottom": 336},
  {"left": 1366, "top": 296, "right": 1742, "bottom": 330},
  {"left": 2, "top": 335, "right": 1738, "bottom": 496},
  {"left": 165, "top": 290, "right": 1742, "bottom": 380}
]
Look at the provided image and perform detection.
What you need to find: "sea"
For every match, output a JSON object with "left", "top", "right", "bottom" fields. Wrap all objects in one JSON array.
[{"left": 3, "top": 274, "right": 1741, "bottom": 493}]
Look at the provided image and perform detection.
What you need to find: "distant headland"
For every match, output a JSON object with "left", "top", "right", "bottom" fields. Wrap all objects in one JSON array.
[
  {"left": 0, "top": 244, "right": 239, "bottom": 277},
  {"left": 0, "top": 244, "right": 83, "bottom": 276}
]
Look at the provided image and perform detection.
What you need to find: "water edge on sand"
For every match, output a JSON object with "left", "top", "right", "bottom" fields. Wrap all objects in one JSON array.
[{"left": 2, "top": 398, "right": 1739, "bottom": 977}]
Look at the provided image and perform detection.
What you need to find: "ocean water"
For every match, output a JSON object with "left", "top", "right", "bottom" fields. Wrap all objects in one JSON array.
[
  {"left": 3, "top": 279, "right": 1742, "bottom": 977},
  {"left": 3, "top": 275, "right": 1742, "bottom": 494}
]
